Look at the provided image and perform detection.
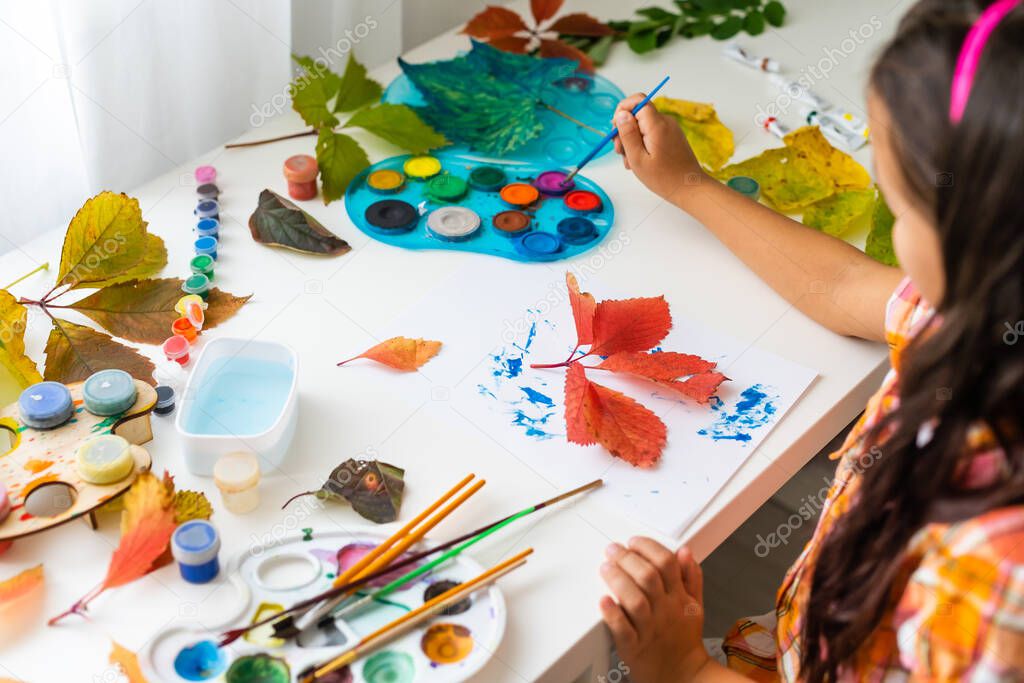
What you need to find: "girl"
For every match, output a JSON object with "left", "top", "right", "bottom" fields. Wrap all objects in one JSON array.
[{"left": 599, "top": 1, "right": 1024, "bottom": 680}]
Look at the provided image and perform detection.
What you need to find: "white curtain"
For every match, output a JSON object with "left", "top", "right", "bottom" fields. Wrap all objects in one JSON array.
[{"left": 0, "top": 0, "right": 480, "bottom": 256}]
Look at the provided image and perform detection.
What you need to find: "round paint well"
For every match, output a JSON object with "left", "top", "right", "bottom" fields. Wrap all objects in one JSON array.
[
  {"left": 421, "top": 623, "right": 474, "bottom": 665},
  {"left": 544, "top": 137, "right": 580, "bottom": 164},
  {"left": 173, "top": 640, "right": 227, "bottom": 681},
  {"left": 564, "top": 189, "right": 602, "bottom": 213},
  {"left": 23, "top": 481, "right": 76, "bottom": 517},
  {"left": 492, "top": 210, "right": 531, "bottom": 237},
  {"left": 365, "top": 200, "right": 418, "bottom": 233},
  {"left": 18, "top": 381, "right": 73, "bottom": 429},
  {"left": 468, "top": 165, "right": 506, "bottom": 191},
  {"left": 367, "top": 168, "right": 405, "bottom": 194},
  {"left": 83, "top": 369, "right": 137, "bottom": 416},
  {"left": 423, "top": 579, "right": 472, "bottom": 615},
  {"left": 557, "top": 75, "right": 594, "bottom": 93},
  {"left": 403, "top": 155, "right": 442, "bottom": 180},
  {"left": 534, "top": 170, "right": 574, "bottom": 195},
  {"left": 361, "top": 651, "right": 415, "bottom": 683},
  {"left": 499, "top": 183, "right": 539, "bottom": 208},
  {"left": 426, "top": 206, "right": 481, "bottom": 241},
  {"left": 727, "top": 175, "right": 761, "bottom": 200},
  {"left": 426, "top": 174, "right": 469, "bottom": 203},
  {"left": 514, "top": 231, "right": 562, "bottom": 260},
  {"left": 591, "top": 93, "right": 618, "bottom": 113},
  {"left": 557, "top": 216, "right": 598, "bottom": 245},
  {"left": 226, "top": 654, "right": 290, "bottom": 683},
  {"left": 76, "top": 435, "right": 134, "bottom": 484},
  {"left": 254, "top": 552, "right": 321, "bottom": 591}
]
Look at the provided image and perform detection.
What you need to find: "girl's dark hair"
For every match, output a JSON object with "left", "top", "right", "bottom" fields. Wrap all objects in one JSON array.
[{"left": 801, "top": 1, "right": 1024, "bottom": 679}]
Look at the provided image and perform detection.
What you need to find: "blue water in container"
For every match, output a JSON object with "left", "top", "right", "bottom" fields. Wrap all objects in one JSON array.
[{"left": 184, "top": 357, "right": 293, "bottom": 436}]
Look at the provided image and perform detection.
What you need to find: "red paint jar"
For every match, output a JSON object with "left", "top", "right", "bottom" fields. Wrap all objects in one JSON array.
[{"left": 283, "top": 155, "right": 318, "bottom": 200}]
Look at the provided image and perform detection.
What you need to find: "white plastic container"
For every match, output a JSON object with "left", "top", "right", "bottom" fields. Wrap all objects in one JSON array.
[{"left": 176, "top": 337, "right": 298, "bottom": 476}]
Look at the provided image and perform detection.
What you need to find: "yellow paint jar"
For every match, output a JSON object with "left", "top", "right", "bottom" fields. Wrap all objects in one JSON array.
[{"left": 403, "top": 155, "right": 442, "bottom": 180}]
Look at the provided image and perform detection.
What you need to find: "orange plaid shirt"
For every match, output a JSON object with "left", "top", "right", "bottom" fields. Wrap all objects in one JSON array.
[{"left": 723, "top": 277, "right": 1024, "bottom": 681}]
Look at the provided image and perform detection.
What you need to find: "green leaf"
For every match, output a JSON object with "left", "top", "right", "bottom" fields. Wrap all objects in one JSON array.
[
  {"left": 290, "top": 55, "right": 341, "bottom": 129},
  {"left": 681, "top": 19, "right": 714, "bottom": 36},
  {"left": 43, "top": 319, "right": 156, "bottom": 386},
  {"left": 743, "top": 10, "right": 766, "bottom": 35},
  {"left": 316, "top": 130, "right": 370, "bottom": 203},
  {"left": 585, "top": 34, "right": 616, "bottom": 65},
  {"left": 627, "top": 29, "right": 659, "bottom": 53},
  {"left": 764, "top": 0, "right": 786, "bottom": 26},
  {"left": 0, "top": 290, "right": 43, "bottom": 391},
  {"left": 710, "top": 15, "right": 743, "bottom": 39},
  {"left": 344, "top": 103, "right": 448, "bottom": 154},
  {"left": 866, "top": 189, "right": 899, "bottom": 266},
  {"left": 56, "top": 192, "right": 152, "bottom": 290},
  {"left": 248, "top": 189, "right": 352, "bottom": 256},
  {"left": 635, "top": 7, "right": 678, "bottom": 20},
  {"left": 801, "top": 188, "right": 875, "bottom": 236},
  {"left": 334, "top": 54, "right": 383, "bottom": 113}
]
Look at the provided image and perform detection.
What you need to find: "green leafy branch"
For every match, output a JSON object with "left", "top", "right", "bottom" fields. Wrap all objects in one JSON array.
[{"left": 226, "top": 55, "right": 448, "bottom": 203}]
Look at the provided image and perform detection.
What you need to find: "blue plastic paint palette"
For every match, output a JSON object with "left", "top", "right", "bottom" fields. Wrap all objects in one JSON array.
[
  {"left": 346, "top": 153, "right": 615, "bottom": 262},
  {"left": 144, "top": 528, "right": 506, "bottom": 682}
]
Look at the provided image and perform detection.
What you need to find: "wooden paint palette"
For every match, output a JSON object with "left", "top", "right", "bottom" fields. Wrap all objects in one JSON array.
[
  {"left": 345, "top": 153, "right": 614, "bottom": 263},
  {"left": 145, "top": 528, "right": 507, "bottom": 683},
  {"left": 0, "top": 380, "right": 156, "bottom": 541}
]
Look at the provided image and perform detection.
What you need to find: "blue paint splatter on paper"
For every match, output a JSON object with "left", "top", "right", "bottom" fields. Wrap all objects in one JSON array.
[
  {"left": 697, "top": 384, "right": 778, "bottom": 443},
  {"left": 520, "top": 386, "right": 554, "bottom": 407}
]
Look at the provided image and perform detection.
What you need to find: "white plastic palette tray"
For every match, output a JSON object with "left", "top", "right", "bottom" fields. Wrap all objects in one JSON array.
[{"left": 144, "top": 529, "right": 507, "bottom": 682}]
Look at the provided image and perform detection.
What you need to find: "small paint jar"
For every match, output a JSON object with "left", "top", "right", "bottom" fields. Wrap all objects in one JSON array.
[
  {"left": 214, "top": 451, "right": 261, "bottom": 514},
  {"left": 492, "top": 210, "right": 531, "bottom": 237},
  {"left": 194, "top": 165, "right": 216, "bottom": 185},
  {"left": 500, "top": 183, "right": 540, "bottom": 208},
  {"left": 468, "top": 165, "right": 506, "bottom": 191},
  {"left": 83, "top": 369, "right": 137, "bottom": 416},
  {"left": 403, "top": 155, "right": 442, "bottom": 180},
  {"left": 426, "top": 207, "right": 481, "bottom": 241},
  {"left": 195, "top": 199, "right": 220, "bottom": 222},
  {"left": 196, "top": 183, "right": 220, "bottom": 201},
  {"left": 182, "top": 273, "right": 211, "bottom": 301},
  {"left": 564, "top": 189, "right": 602, "bottom": 214},
  {"left": 283, "top": 154, "right": 318, "bottom": 200},
  {"left": 172, "top": 520, "right": 221, "bottom": 584},
  {"left": 154, "top": 385, "right": 176, "bottom": 416},
  {"left": 514, "top": 231, "right": 562, "bottom": 260},
  {"left": 366, "top": 168, "right": 405, "bottom": 194},
  {"left": 726, "top": 175, "right": 761, "bottom": 201},
  {"left": 163, "top": 335, "right": 191, "bottom": 365},
  {"left": 534, "top": 170, "right": 574, "bottom": 196},
  {"left": 176, "top": 295, "right": 206, "bottom": 330},
  {"left": 557, "top": 216, "right": 598, "bottom": 245},
  {"left": 18, "top": 381, "right": 73, "bottom": 429},
  {"left": 76, "top": 434, "right": 135, "bottom": 485},
  {"left": 194, "top": 236, "right": 218, "bottom": 261},
  {"left": 426, "top": 174, "right": 468, "bottom": 203},
  {"left": 196, "top": 218, "right": 219, "bottom": 238},
  {"left": 172, "top": 317, "right": 199, "bottom": 344},
  {"left": 190, "top": 254, "right": 215, "bottom": 282},
  {"left": 365, "top": 199, "right": 419, "bottom": 234}
]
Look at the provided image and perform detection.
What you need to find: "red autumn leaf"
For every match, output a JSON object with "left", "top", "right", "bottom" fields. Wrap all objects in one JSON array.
[
  {"left": 549, "top": 13, "right": 617, "bottom": 37},
  {"left": 566, "top": 272, "right": 596, "bottom": 347},
  {"left": 564, "top": 363, "right": 595, "bottom": 446},
  {"left": 656, "top": 372, "right": 729, "bottom": 404},
  {"left": 488, "top": 35, "right": 532, "bottom": 53},
  {"left": 531, "top": 0, "right": 565, "bottom": 25},
  {"left": 463, "top": 6, "right": 529, "bottom": 39},
  {"left": 538, "top": 38, "right": 595, "bottom": 72},
  {"left": 337, "top": 336, "right": 442, "bottom": 371},
  {"left": 584, "top": 377, "right": 667, "bottom": 468},
  {"left": 597, "top": 351, "right": 717, "bottom": 380},
  {"left": 590, "top": 296, "right": 672, "bottom": 356}
]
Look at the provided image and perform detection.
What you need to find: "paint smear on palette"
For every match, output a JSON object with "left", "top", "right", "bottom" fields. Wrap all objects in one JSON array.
[
  {"left": 476, "top": 311, "right": 563, "bottom": 441},
  {"left": 698, "top": 384, "right": 778, "bottom": 443},
  {"left": 309, "top": 543, "right": 421, "bottom": 589}
]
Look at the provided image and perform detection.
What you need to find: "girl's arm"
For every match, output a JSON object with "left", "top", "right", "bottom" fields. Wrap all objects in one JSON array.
[{"left": 614, "top": 95, "right": 902, "bottom": 342}]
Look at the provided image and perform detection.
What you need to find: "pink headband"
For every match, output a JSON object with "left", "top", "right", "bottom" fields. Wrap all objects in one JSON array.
[{"left": 949, "top": 0, "right": 1020, "bottom": 123}]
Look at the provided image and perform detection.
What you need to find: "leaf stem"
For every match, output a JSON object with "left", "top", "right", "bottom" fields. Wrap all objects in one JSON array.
[
  {"left": 225, "top": 128, "right": 318, "bottom": 149},
  {"left": 281, "top": 491, "right": 315, "bottom": 509},
  {"left": 530, "top": 361, "right": 572, "bottom": 369},
  {"left": 2, "top": 262, "right": 49, "bottom": 291}
]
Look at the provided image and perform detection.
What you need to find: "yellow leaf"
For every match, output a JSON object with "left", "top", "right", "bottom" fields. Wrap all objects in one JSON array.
[
  {"left": 802, "top": 188, "right": 876, "bottom": 236},
  {"left": 109, "top": 641, "right": 149, "bottom": 683},
  {"left": 174, "top": 490, "right": 213, "bottom": 524},
  {"left": 56, "top": 192, "right": 151, "bottom": 289},
  {"left": 337, "top": 336, "right": 442, "bottom": 371},
  {"left": 0, "top": 564, "right": 44, "bottom": 607},
  {"left": 0, "top": 291, "right": 43, "bottom": 394},
  {"left": 655, "top": 97, "right": 735, "bottom": 172},
  {"left": 783, "top": 126, "right": 872, "bottom": 190},
  {"left": 73, "top": 233, "right": 167, "bottom": 291}
]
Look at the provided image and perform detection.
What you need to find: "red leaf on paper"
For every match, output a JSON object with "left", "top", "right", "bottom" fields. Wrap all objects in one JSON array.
[
  {"left": 531, "top": 0, "right": 565, "bottom": 25},
  {"left": 656, "top": 372, "right": 729, "bottom": 404},
  {"left": 597, "top": 351, "right": 717, "bottom": 380},
  {"left": 538, "top": 38, "right": 595, "bottom": 72},
  {"left": 564, "top": 363, "right": 595, "bottom": 446},
  {"left": 549, "top": 13, "right": 616, "bottom": 37},
  {"left": 590, "top": 297, "right": 672, "bottom": 356},
  {"left": 487, "top": 35, "right": 532, "bottom": 53},
  {"left": 337, "top": 336, "right": 442, "bottom": 371},
  {"left": 566, "top": 272, "right": 596, "bottom": 347},
  {"left": 463, "top": 6, "right": 529, "bottom": 39}
]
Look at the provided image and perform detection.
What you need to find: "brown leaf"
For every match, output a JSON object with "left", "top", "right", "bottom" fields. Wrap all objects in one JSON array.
[
  {"left": 43, "top": 319, "right": 156, "bottom": 386},
  {"left": 248, "top": 189, "right": 351, "bottom": 256},
  {"left": 538, "top": 38, "right": 594, "bottom": 72},
  {"left": 548, "top": 13, "right": 616, "bottom": 36},
  {"left": 337, "top": 337, "right": 441, "bottom": 371},
  {"left": 531, "top": 0, "right": 564, "bottom": 25},
  {"left": 463, "top": 6, "right": 530, "bottom": 38},
  {"left": 487, "top": 35, "right": 532, "bottom": 53}
]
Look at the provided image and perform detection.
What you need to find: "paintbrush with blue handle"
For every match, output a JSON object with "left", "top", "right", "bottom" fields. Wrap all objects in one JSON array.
[{"left": 561, "top": 75, "right": 670, "bottom": 186}]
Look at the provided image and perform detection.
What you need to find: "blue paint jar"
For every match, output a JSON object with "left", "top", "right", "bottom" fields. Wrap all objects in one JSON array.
[
  {"left": 194, "top": 236, "right": 218, "bottom": 261},
  {"left": 196, "top": 218, "right": 219, "bottom": 238},
  {"left": 172, "top": 520, "right": 221, "bottom": 584},
  {"left": 194, "top": 199, "right": 219, "bottom": 221},
  {"left": 514, "top": 231, "right": 562, "bottom": 261},
  {"left": 18, "top": 381, "right": 73, "bottom": 429},
  {"left": 83, "top": 369, "right": 137, "bottom": 416}
]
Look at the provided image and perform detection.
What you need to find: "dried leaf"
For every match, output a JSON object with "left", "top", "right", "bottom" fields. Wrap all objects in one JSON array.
[
  {"left": 57, "top": 192, "right": 152, "bottom": 289},
  {"left": 173, "top": 490, "right": 213, "bottom": 524},
  {"left": 802, "top": 188, "right": 875, "bottom": 237},
  {"left": 0, "top": 564, "right": 43, "bottom": 606},
  {"left": 538, "top": 38, "right": 594, "bottom": 72},
  {"left": 337, "top": 336, "right": 441, "bottom": 371},
  {"left": 0, "top": 291, "right": 43, "bottom": 391},
  {"left": 64, "top": 278, "right": 251, "bottom": 345},
  {"left": 109, "top": 641, "right": 149, "bottom": 683},
  {"left": 463, "top": 6, "right": 530, "bottom": 38},
  {"left": 284, "top": 459, "right": 405, "bottom": 524},
  {"left": 654, "top": 372, "right": 728, "bottom": 404},
  {"left": 596, "top": 351, "right": 717, "bottom": 380},
  {"left": 345, "top": 103, "right": 448, "bottom": 154},
  {"left": 43, "top": 319, "right": 156, "bottom": 386},
  {"left": 566, "top": 273, "right": 595, "bottom": 347},
  {"left": 249, "top": 189, "right": 351, "bottom": 256},
  {"left": 316, "top": 130, "right": 371, "bottom": 203},
  {"left": 590, "top": 297, "right": 672, "bottom": 356},
  {"left": 655, "top": 97, "right": 735, "bottom": 172},
  {"left": 531, "top": 0, "right": 564, "bottom": 24},
  {"left": 564, "top": 363, "right": 595, "bottom": 446},
  {"left": 333, "top": 54, "right": 383, "bottom": 113},
  {"left": 866, "top": 188, "right": 898, "bottom": 266},
  {"left": 549, "top": 13, "right": 616, "bottom": 36}
]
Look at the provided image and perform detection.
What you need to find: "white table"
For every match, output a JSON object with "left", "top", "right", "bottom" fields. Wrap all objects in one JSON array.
[{"left": 0, "top": 1, "right": 902, "bottom": 680}]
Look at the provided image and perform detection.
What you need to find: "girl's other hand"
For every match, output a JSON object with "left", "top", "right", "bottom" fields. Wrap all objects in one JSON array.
[
  {"left": 600, "top": 538, "right": 710, "bottom": 683},
  {"left": 613, "top": 93, "right": 707, "bottom": 205}
]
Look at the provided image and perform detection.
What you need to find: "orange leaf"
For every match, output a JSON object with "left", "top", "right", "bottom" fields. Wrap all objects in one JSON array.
[
  {"left": 337, "top": 336, "right": 442, "bottom": 371},
  {"left": 564, "top": 363, "right": 595, "bottom": 446},
  {"left": 463, "top": 6, "right": 529, "bottom": 39},
  {"left": 487, "top": 35, "right": 532, "bottom": 53},
  {"left": 656, "top": 372, "right": 729, "bottom": 404},
  {"left": 0, "top": 564, "right": 43, "bottom": 606},
  {"left": 538, "top": 38, "right": 594, "bottom": 72},
  {"left": 590, "top": 297, "right": 672, "bottom": 356},
  {"left": 549, "top": 13, "right": 616, "bottom": 37},
  {"left": 597, "top": 351, "right": 717, "bottom": 380},
  {"left": 566, "top": 272, "right": 595, "bottom": 347},
  {"left": 584, "top": 378, "right": 667, "bottom": 468},
  {"left": 531, "top": 0, "right": 564, "bottom": 25},
  {"left": 104, "top": 472, "right": 176, "bottom": 590},
  {"left": 110, "top": 641, "right": 149, "bottom": 683}
]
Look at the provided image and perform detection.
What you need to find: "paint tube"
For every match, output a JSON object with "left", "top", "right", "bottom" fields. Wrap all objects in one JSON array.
[
  {"left": 769, "top": 74, "right": 870, "bottom": 140},
  {"left": 803, "top": 109, "right": 868, "bottom": 151},
  {"left": 722, "top": 43, "right": 780, "bottom": 73},
  {"left": 820, "top": 108, "right": 870, "bottom": 140},
  {"left": 762, "top": 116, "right": 792, "bottom": 141}
]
